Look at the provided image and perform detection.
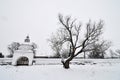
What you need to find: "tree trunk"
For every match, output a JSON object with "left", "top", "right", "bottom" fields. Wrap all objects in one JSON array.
[
  {"left": 61, "top": 51, "right": 74, "bottom": 69},
  {"left": 84, "top": 52, "right": 86, "bottom": 59},
  {"left": 62, "top": 59, "right": 71, "bottom": 69}
]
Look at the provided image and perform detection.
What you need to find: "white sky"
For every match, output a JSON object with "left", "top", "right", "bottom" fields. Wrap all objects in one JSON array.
[{"left": 0, "top": 0, "right": 120, "bottom": 56}]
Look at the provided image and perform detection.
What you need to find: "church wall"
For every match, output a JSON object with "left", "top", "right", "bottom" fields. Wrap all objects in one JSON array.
[
  {"left": 0, "top": 58, "right": 12, "bottom": 65},
  {"left": 12, "top": 52, "right": 34, "bottom": 66}
]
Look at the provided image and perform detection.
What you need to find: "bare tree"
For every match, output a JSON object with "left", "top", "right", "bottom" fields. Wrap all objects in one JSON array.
[
  {"left": 115, "top": 49, "right": 120, "bottom": 58},
  {"left": 48, "top": 28, "right": 69, "bottom": 57},
  {"left": 116, "top": 49, "right": 120, "bottom": 54},
  {"left": 88, "top": 40, "right": 111, "bottom": 58},
  {"left": 57, "top": 14, "right": 104, "bottom": 69},
  {"left": 109, "top": 49, "right": 119, "bottom": 58},
  {"left": 7, "top": 42, "right": 20, "bottom": 57}
]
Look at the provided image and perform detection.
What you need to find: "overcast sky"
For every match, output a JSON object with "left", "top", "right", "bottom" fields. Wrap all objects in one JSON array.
[{"left": 0, "top": 0, "right": 120, "bottom": 55}]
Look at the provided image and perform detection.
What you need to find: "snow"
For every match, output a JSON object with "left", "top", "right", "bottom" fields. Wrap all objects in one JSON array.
[{"left": 0, "top": 59, "right": 120, "bottom": 80}]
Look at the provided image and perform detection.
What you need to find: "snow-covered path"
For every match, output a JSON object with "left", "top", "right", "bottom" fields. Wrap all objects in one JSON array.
[{"left": 0, "top": 63, "right": 120, "bottom": 80}]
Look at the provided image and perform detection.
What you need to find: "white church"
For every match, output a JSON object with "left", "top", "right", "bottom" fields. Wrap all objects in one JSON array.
[
  {"left": 0, "top": 36, "right": 59, "bottom": 66},
  {"left": 12, "top": 36, "right": 36, "bottom": 66}
]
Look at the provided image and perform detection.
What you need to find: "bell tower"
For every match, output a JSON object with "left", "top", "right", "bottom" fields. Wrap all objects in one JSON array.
[{"left": 24, "top": 35, "right": 30, "bottom": 42}]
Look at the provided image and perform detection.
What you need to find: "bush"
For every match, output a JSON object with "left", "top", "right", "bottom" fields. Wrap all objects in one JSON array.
[{"left": 0, "top": 52, "right": 4, "bottom": 58}]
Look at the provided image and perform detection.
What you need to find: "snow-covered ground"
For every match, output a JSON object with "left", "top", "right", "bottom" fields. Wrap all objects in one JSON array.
[{"left": 0, "top": 59, "right": 120, "bottom": 80}]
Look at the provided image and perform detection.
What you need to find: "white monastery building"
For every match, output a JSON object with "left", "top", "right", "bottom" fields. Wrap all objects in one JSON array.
[{"left": 12, "top": 36, "right": 36, "bottom": 66}]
